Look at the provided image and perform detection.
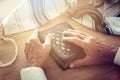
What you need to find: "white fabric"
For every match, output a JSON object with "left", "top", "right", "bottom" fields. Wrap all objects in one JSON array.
[
  {"left": 3, "top": 0, "right": 72, "bottom": 35},
  {"left": 103, "top": 0, "right": 120, "bottom": 17},
  {"left": 114, "top": 48, "right": 120, "bottom": 65},
  {"left": 3, "top": 0, "right": 38, "bottom": 35},
  {"left": 104, "top": 17, "right": 120, "bottom": 35},
  {"left": 20, "top": 67, "right": 47, "bottom": 80}
]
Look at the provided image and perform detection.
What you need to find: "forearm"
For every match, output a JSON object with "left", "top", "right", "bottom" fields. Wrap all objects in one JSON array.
[
  {"left": 104, "top": 45, "right": 118, "bottom": 63},
  {"left": 94, "top": 38, "right": 119, "bottom": 63},
  {"left": 98, "top": 34, "right": 120, "bottom": 64}
]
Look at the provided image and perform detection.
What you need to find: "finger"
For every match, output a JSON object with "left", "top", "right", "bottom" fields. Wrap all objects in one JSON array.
[
  {"left": 26, "top": 45, "right": 34, "bottom": 60},
  {"left": 67, "top": 29, "right": 87, "bottom": 36},
  {"left": 30, "top": 58, "right": 37, "bottom": 66},
  {"left": 43, "top": 33, "right": 53, "bottom": 50},
  {"left": 27, "top": 59, "right": 36, "bottom": 67},
  {"left": 31, "top": 29, "right": 39, "bottom": 39},
  {"left": 63, "top": 36, "right": 85, "bottom": 48},
  {"left": 25, "top": 29, "right": 41, "bottom": 55},
  {"left": 24, "top": 40, "right": 34, "bottom": 60},
  {"left": 64, "top": 29, "right": 85, "bottom": 36},
  {"left": 24, "top": 41, "right": 31, "bottom": 56},
  {"left": 69, "top": 56, "right": 91, "bottom": 68},
  {"left": 63, "top": 30, "right": 86, "bottom": 39},
  {"left": 28, "top": 29, "right": 41, "bottom": 44}
]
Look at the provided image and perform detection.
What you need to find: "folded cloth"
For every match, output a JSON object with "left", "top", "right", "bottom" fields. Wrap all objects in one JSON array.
[{"left": 20, "top": 67, "right": 47, "bottom": 80}]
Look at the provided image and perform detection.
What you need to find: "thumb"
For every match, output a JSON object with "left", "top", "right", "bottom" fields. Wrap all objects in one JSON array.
[
  {"left": 43, "top": 34, "right": 53, "bottom": 49},
  {"left": 28, "top": 29, "right": 39, "bottom": 41},
  {"left": 69, "top": 56, "right": 91, "bottom": 68},
  {"left": 26, "top": 29, "right": 39, "bottom": 43},
  {"left": 32, "top": 29, "right": 39, "bottom": 39}
]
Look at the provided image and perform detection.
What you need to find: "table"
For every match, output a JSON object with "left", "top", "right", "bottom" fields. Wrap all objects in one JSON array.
[{"left": 0, "top": 15, "right": 120, "bottom": 80}]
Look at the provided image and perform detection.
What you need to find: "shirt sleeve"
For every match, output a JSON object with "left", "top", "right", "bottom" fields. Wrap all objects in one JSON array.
[
  {"left": 114, "top": 47, "right": 120, "bottom": 65},
  {"left": 20, "top": 67, "right": 47, "bottom": 80},
  {"left": 104, "top": 17, "right": 120, "bottom": 35}
]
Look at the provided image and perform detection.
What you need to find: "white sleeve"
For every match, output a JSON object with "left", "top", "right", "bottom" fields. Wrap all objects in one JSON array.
[
  {"left": 20, "top": 67, "right": 47, "bottom": 80},
  {"left": 114, "top": 47, "right": 120, "bottom": 65},
  {"left": 104, "top": 17, "right": 120, "bottom": 35}
]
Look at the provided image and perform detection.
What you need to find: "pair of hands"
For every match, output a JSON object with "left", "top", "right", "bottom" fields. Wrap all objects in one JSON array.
[{"left": 25, "top": 29, "right": 118, "bottom": 68}]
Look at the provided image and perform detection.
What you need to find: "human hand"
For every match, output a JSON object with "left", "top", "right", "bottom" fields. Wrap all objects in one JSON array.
[
  {"left": 63, "top": 29, "right": 118, "bottom": 68},
  {"left": 24, "top": 29, "right": 52, "bottom": 67}
]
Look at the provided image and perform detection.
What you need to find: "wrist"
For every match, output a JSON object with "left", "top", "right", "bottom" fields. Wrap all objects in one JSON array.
[{"left": 107, "top": 46, "right": 118, "bottom": 63}]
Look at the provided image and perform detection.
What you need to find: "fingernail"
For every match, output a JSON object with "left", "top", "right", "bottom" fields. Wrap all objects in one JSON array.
[
  {"left": 67, "top": 29, "right": 71, "bottom": 31},
  {"left": 63, "top": 37, "right": 67, "bottom": 39},
  {"left": 62, "top": 37, "right": 66, "bottom": 41},
  {"left": 69, "top": 63, "right": 74, "bottom": 68}
]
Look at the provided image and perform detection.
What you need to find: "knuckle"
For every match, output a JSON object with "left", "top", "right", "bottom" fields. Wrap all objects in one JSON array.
[
  {"left": 75, "top": 34, "right": 80, "bottom": 37},
  {"left": 25, "top": 41, "right": 31, "bottom": 46},
  {"left": 25, "top": 39, "right": 36, "bottom": 45},
  {"left": 74, "top": 61, "right": 81, "bottom": 67},
  {"left": 43, "top": 43, "right": 51, "bottom": 49},
  {"left": 29, "top": 38, "right": 36, "bottom": 43},
  {"left": 71, "top": 37, "right": 76, "bottom": 40}
]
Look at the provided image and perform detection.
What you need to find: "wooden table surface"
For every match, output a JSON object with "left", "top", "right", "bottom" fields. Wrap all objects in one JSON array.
[{"left": 0, "top": 16, "right": 120, "bottom": 80}]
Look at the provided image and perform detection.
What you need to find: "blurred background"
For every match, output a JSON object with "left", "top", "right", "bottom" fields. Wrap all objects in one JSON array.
[{"left": 0, "top": 0, "right": 24, "bottom": 18}]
